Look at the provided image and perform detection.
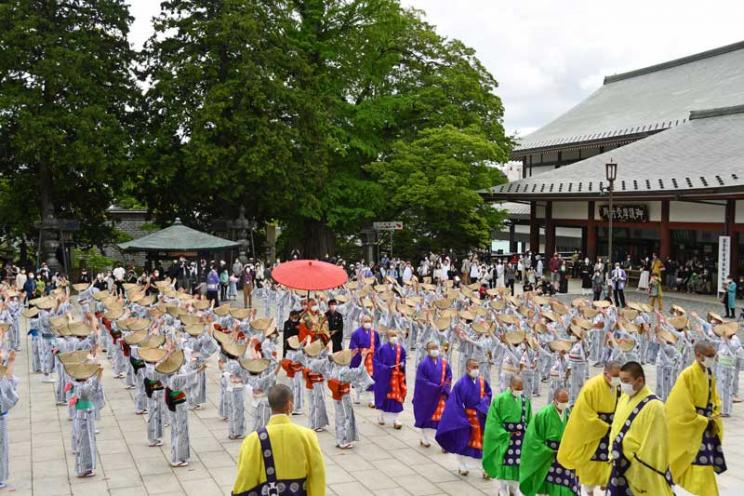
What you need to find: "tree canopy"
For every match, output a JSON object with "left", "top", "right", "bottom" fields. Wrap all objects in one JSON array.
[{"left": 1, "top": 0, "right": 510, "bottom": 259}]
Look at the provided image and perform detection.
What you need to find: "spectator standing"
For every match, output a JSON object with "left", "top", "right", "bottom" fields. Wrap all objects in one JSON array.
[
  {"left": 611, "top": 262, "right": 627, "bottom": 308},
  {"left": 112, "top": 265, "right": 126, "bottom": 297},
  {"left": 242, "top": 266, "right": 254, "bottom": 308},
  {"left": 504, "top": 262, "right": 516, "bottom": 296},
  {"left": 206, "top": 265, "right": 220, "bottom": 306}
]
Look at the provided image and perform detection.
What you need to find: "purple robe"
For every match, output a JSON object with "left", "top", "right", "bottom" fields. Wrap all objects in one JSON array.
[
  {"left": 435, "top": 375, "right": 492, "bottom": 458},
  {"left": 349, "top": 327, "right": 380, "bottom": 391},
  {"left": 413, "top": 356, "right": 452, "bottom": 429},
  {"left": 373, "top": 343, "right": 406, "bottom": 413}
]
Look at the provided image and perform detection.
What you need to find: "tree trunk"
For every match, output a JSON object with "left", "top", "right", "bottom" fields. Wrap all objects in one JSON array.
[{"left": 298, "top": 220, "right": 336, "bottom": 259}]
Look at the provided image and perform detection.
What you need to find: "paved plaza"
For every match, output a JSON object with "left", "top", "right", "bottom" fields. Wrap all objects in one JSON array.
[{"left": 6, "top": 290, "right": 744, "bottom": 496}]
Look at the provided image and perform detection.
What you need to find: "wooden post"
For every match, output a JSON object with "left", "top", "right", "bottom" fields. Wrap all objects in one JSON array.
[
  {"left": 529, "top": 202, "right": 540, "bottom": 253},
  {"left": 586, "top": 201, "right": 597, "bottom": 260},
  {"left": 545, "top": 201, "right": 556, "bottom": 256},
  {"left": 659, "top": 200, "right": 671, "bottom": 259}
]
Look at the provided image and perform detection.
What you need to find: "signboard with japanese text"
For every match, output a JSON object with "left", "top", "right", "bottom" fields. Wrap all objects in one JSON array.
[
  {"left": 599, "top": 204, "right": 648, "bottom": 223},
  {"left": 718, "top": 235, "right": 731, "bottom": 294},
  {"left": 373, "top": 221, "right": 403, "bottom": 230}
]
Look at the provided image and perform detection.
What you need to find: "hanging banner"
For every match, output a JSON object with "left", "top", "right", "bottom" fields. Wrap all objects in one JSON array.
[{"left": 717, "top": 235, "right": 731, "bottom": 294}]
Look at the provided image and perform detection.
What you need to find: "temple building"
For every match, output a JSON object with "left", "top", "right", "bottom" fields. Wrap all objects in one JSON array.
[{"left": 486, "top": 40, "right": 744, "bottom": 276}]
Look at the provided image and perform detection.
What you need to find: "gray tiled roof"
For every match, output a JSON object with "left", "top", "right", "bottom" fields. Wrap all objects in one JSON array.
[
  {"left": 489, "top": 105, "right": 744, "bottom": 200},
  {"left": 514, "top": 41, "right": 744, "bottom": 153},
  {"left": 118, "top": 218, "right": 239, "bottom": 252}
]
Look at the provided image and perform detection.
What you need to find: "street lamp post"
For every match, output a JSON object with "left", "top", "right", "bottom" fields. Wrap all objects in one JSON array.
[{"left": 605, "top": 160, "right": 618, "bottom": 269}]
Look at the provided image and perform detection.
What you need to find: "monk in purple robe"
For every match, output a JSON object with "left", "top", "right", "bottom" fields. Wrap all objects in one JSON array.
[
  {"left": 436, "top": 358, "right": 492, "bottom": 477},
  {"left": 413, "top": 341, "right": 452, "bottom": 448},
  {"left": 348, "top": 315, "right": 380, "bottom": 406},
  {"left": 374, "top": 329, "right": 406, "bottom": 429}
]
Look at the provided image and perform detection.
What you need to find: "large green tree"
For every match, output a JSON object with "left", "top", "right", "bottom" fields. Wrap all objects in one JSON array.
[
  {"left": 0, "top": 0, "right": 139, "bottom": 244},
  {"left": 140, "top": 0, "right": 510, "bottom": 257}
]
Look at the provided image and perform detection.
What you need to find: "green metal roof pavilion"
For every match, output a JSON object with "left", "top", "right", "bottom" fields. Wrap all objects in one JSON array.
[{"left": 117, "top": 218, "right": 239, "bottom": 252}]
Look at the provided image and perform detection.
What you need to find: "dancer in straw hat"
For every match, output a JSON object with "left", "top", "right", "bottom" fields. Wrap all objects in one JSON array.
[
  {"left": 654, "top": 328, "right": 681, "bottom": 402},
  {"left": 302, "top": 339, "right": 330, "bottom": 432},
  {"left": 242, "top": 358, "right": 282, "bottom": 434},
  {"left": 67, "top": 361, "right": 104, "bottom": 478},
  {"left": 280, "top": 335, "right": 306, "bottom": 415},
  {"left": 0, "top": 350, "right": 19, "bottom": 489},
  {"left": 328, "top": 348, "right": 374, "bottom": 449},
  {"left": 710, "top": 321, "right": 743, "bottom": 417}
]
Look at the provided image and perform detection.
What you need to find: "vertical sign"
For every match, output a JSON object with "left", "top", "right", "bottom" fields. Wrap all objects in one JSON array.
[{"left": 718, "top": 235, "right": 731, "bottom": 294}]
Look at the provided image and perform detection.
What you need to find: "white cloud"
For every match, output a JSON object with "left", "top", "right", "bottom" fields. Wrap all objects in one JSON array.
[{"left": 125, "top": 0, "right": 744, "bottom": 136}]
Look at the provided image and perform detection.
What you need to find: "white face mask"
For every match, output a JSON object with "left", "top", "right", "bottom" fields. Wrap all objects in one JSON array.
[
  {"left": 429, "top": 349, "right": 440, "bottom": 358},
  {"left": 620, "top": 383, "right": 636, "bottom": 396},
  {"left": 389, "top": 337, "right": 398, "bottom": 345},
  {"left": 469, "top": 368, "right": 480, "bottom": 378},
  {"left": 703, "top": 356, "right": 716, "bottom": 369},
  {"left": 512, "top": 390, "right": 523, "bottom": 398},
  {"left": 362, "top": 322, "right": 372, "bottom": 330},
  {"left": 311, "top": 305, "right": 319, "bottom": 312},
  {"left": 610, "top": 376, "right": 621, "bottom": 387},
  {"left": 556, "top": 401, "right": 569, "bottom": 412}
]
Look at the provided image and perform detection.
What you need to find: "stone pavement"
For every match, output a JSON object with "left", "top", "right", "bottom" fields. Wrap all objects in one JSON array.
[{"left": 6, "top": 302, "right": 744, "bottom": 496}]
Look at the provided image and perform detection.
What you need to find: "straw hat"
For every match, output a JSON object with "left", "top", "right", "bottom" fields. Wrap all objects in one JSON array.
[
  {"left": 228, "top": 307, "right": 250, "bottom": 320},
  {"left": 708, "top": 312, "right": 725, "bottom": 324},
  {"left": 571, "top": 298, "right": 589, "bottom": 308},
  {"left": 443, "top": 280, "right": 454, "bottom": 288},
  {"left": 263, "top": 320, "right": 278, "bottom": 338},
  {"left": 92, "top": 291, "right": 109, "bottom": 302},
  {"left": 420, "top": 283, "right": 437, "bottom": 292},
  {"left": 573, "top": 317, "right": 593, "bottom": 331},
  {"left": 533, "top": 296, "right": 550, "bottom": 306},
  {"left": 549, "top": 339, "right": 571, "bottom": 352},
  {"left": 128, "top": 319, "right": 151, "bottom": 333},
  {"left": 433, "top": 299, "right": 452, "bottom": 310},
  {"left": 397, "top": 303, "right": 412, "bottom": 316},
  {"left": 473, "top": 307, "right": 489, "bottom": 318},
  {"left": 459, "top": 310, "right": 475, "bottom": 321},
  {"left": 626, "top": 302, "right": 644, "bottom": 312},
  {"left": 156, "top": 350, "right": 185, "bottom": 375},
  {"left": 72, "top": 283, "right": 90, "bottom": 293},
  {"left": 304, "top": 339, "right": 323, "bottom": 357},
  {"left": 621, "top": 309, "right": 639, "bottom": 321},
  {"left": 533, "top": 323, "right": 548, "bottom": 334},
  {"left": 180, "top": 314, "right": 201, "bottom": 326},
  {"left": 385, "top": 275, "right": 397, "bottom": 285},
  {"left": 461, "top": 287, "right": 477, "bottom": 300},
  {"left": 517, "top": 305, "right": 533, "bottom": 318},
  {"left": 166, "top": 305, "right": 182, "bottom": 317},
  {"left": 668, "top": 316, "right": 688, "bottom": 330},
  {"left": 618, "top": 320, "right": 639, "bottom": 334},
  {"left": 139, "top": 347, "right": 168, "bottom": 363},
  {"left": 550, "top": 301, "right": 569, "bottom": 316},
  {"left": 104, "top": 307, "right": 124, "bottom": 321},
  {"left": 50, "top": 315, "right": 68, "bottom": 330},
  {"left": 658, "top": 329, "right": 677, "bottom": 344},
  {"left": 334, "top": 294, "right": 350, "bottom": 304},
  {"left": 138, "top": 295, "right": 156, "bottom": 307},
  {"left": 346, "top": 281, "right": 359, "bottom": 290},
  {"left": 123, "top": 283, "right": 139, "bottom": 291},
  {"left": 124, "top": 330, "right": 147, "bottom": 345},
  {"left": 194, "top": 299, "right": 211, "bottom": 311},
  {"left": 616, "top": 338, "right": 636, "bottom": 352},
  {"left": 332, "top": 349, "right": 353, "bottom": 366},
  {"left": 140, "top": 335, "right": 166, "bottom": 349},
  {"left": 239, "top": 358, "right": 271, "bottom": 374},
  {"left": 671, "top": 305, "right": 686, "bottom": 315},
  {"left": 183, "top": 324, "right": 205, "bottom": 337},
  {"left": 490, "top": 299, "right": 505, "bottom": 311},
  {"left": 506, "top": 295, "right": 521, "bottom": 307},
  {"left": 58, "top": 350, "right": 89, "bottom": 366},
  {"left": 36, "top": 297, "right": 56, "bottom": 309},
  {"left": 640, "top": 303, "right": 653, "bottom": 313},
  {"left": 68, "top": 322, "right": 93, "bottom": 338},
  {"left": 497, "top": 314, "right": 519, "bottom": 326},
  {"left": 440, "top": 309, "right": 458, "bottom": 319},
  {"left": 471, "top": 321, "right": 492, "bottom": 334},
  {"left": 433, "top": 318, "right": 451, "bottom": 331},
  {"left": 22, "top": 307, "right": 39, "bottom": 318},
  {"left": 542, "top": 311, "right": 559, "bottom": 323},
  {"left": 286, "top": 335, "right": 302, "bottom": 349},
  {"left": 714, "top": 322, "right": 739, "bottom": 338},
  {"left": 65, "top": 362, "right": 100, "bottom": 381},
  {"left": 361, "top": 297, "right": 374, "bottom": 309},
  {"left": 581, "top": 307, "right": 599, "bottom": 319},
  {"left": 592, "top": 300, "right": 611, "bottom": 309},
  {"left": 155, "top": 278, "right": 172, "bottom": 289},
  {"left": 128, "top": 291, "right": 145, "bottom": 303},
  {"left": 504, "top": 330, "right": 526, "bottom": 345},
  {"left": 213, "top": 304, "right": 231, "bottom": 317},
  {"left": 569, "top": 324, "right": 584, "bottom": 339},
  {"left": 221, "top": 339, "right": 247, "bottom": 359},
  {"left": 250, "top": 318, "right": 273, "bottom": 331}
]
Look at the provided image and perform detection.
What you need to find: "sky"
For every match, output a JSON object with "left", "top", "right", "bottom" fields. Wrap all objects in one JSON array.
[{"left": 126, "top": 0, "right": 744, "bottom": 138}]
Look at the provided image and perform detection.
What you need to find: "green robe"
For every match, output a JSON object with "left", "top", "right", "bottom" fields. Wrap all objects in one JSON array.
[
  {"left": 482, "top": 390, "right": 532, "bottom": 480},
  {"left": 519, "top": 404, "right": 575, "bottom": 496}
]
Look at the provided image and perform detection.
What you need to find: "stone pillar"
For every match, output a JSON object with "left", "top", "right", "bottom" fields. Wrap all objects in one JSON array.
[
  {"left": 529, "top": 202, "right": 540, "bottom": 253},
  {"left": 265, "top": 223, "right": 278, "bottom": 264},
  {"left": 659, "top": 200, "right": 671, "bottom": 259}
]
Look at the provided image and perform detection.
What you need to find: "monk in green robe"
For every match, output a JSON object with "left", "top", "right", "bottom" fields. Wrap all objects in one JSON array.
[
  {"left": 519, "top": 388, "right": 579, "bottom": 496},
  {"left": 483, "top": 375, "right": 532, "bottom": 495}
]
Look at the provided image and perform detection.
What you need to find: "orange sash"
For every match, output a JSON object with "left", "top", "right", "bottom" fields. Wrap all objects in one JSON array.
[
  {"left": 280, "top": 359, "right": 304, "bottom": 378},
  {"left": 465, "top": 377, "right": 485, "bottom": 450},
  {"left": 431, "top": 359, "right": 448, "bottom": 422},
  {"left": 363, "top": 330, "right": 375, "bottom": 377},
  {"left": 302, "top": 368, "right": 324, "bottom": 389},
  {"left": 327, "top": 379, "right": 351, "bottom": 401},
  {"left": 386, "top": 344, "right": 407, "bottom": 404}
]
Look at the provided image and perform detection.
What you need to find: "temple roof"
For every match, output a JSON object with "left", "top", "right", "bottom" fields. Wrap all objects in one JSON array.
[
  {"left": 118, "top": 218, "right": 239, "bottom": 252},
  {"left": 488, "top": 105, "right": 744, "bottom": 201},
  {"left": 513, "top": 41, "right": 744, "bottom": 154}
]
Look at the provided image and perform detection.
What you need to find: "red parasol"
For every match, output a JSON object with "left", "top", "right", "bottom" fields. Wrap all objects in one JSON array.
[{"left": 271, "top": 259, "right": 348, "bottom": 291}]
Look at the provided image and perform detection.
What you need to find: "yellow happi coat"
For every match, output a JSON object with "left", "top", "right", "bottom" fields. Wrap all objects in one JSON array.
[
  {"left": 232, "top": 414, "right": 326, "bottom": 496},
  {"left": 666, "top": 362, "right": 723, "bottom": 496},
  {"left": 609, "top": 385, "right": 673, "bottom": 496},
  {"left": 557, "top": 373, "right": 618, "bottom": 486}
]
